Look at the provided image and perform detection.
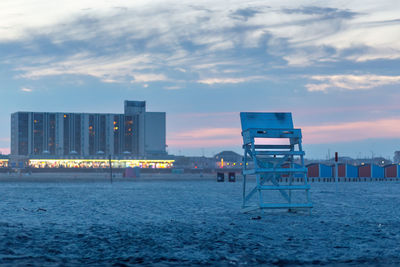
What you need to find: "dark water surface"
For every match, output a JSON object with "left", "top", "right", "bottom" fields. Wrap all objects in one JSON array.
[{"left": 1, "top": 179, "right": 400, "bottom": 266}]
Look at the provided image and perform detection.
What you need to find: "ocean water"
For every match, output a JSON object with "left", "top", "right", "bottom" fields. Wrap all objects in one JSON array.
[{"left": 0, "top": 179, "right": 400, "bottom": 266}]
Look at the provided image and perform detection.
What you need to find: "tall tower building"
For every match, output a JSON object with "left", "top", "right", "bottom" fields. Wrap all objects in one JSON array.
[{"left": 124, "top": 101, "right": 146, "bottom": 156}]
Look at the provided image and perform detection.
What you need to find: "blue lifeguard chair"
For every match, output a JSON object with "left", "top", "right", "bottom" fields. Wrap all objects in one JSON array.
[{"left": 240, "top": 112, "right": 312, "bottom": 213}]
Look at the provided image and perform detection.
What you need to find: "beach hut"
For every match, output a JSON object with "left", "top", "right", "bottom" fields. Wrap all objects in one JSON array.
[
  {"left": 307, "top": 164, "right": 334, "bottom": 181},
  {"left": 338, "top": 164, "right": 358, "bottom": 179},
  {"left": 384, "top": 164, "right": 400, "bottom": 178},
  {"left": 358, "top": 164, "right": 384, "bottom": 179},
  {"left": 307, "top": 164, "right": 318, "bottom": 178},
  {"left": 124, "top": 167, "right": 140, "bottom": 178},
  {"left": 281, "top": 163, "right": 304, "bottom": 179}
]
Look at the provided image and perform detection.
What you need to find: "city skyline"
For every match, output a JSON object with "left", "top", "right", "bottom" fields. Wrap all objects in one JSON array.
[{"left": 1, "top": 1, "right": 400, "bottom": 159}]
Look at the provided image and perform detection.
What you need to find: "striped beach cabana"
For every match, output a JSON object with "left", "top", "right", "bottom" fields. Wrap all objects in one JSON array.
[
  {"left": 281, "top": 163, "right": 304, "bottom": 178},
  {"left": 384, "top": 164, "right": 400, "bottom": 178},
  {"left": 338, "top": 164, "right": 358, "bottom": 178},
  {"left": 358, "top": 164, "right": 384, "bottom": 178},
  {"left": 307, "top": 163, "right": 334, "bottom": 178}
]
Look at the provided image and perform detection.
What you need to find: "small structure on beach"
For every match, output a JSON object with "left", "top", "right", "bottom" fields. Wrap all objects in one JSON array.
[
  {"left": 384, "top": 164, "right": 400, "bottom": 178},
  {"left": 338, "top": 164, "right": 358, "bottom": 179},
  {"left": 124, "top": 167, "right": 140, "bottom": 178},
  {"left": 307, "top": 163, "right": 334, "bottom": 178},
  {"left": 217, "top": 172, "right": 225, "bottom": 182},
  {"left": 358, "top": 164, "right": 384, "bottom": 178},
  {"left": 240, "top": 112, "right": 312, "bottom": 213},
  {"left": 281, "top": 163, "right": 304, "bottom": 179}
]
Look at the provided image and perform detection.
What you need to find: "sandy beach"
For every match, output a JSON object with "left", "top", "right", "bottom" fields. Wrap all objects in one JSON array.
[
  {"left": 0, "top": 172, "right": 221, "bottom": 183},
  {"left": 1, "top": 179, "right": 400, "bottom": 265}
]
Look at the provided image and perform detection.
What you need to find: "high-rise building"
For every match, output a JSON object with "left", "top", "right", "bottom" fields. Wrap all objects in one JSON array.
[
  {"left": 394, "top": 151, "right": 400, "bottom": 164},
  {"left": 10, "top": 101, "right": 166, "bottom": 158}
]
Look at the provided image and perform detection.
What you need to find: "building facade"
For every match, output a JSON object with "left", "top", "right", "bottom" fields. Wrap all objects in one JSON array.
[
  {"left": 394, "top": 151, "right": 400, "bottom": 164},
  {"left": 11, "top": 101, "right": 166, "bottom": 158}
]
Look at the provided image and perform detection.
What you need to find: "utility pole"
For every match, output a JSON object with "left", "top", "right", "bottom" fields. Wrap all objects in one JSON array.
[
  {"left": 335, "top": 152, "right": 338, "bottom": 192},
  {"left": 109, "top": 155, "right": 113, "bottom": 184}
]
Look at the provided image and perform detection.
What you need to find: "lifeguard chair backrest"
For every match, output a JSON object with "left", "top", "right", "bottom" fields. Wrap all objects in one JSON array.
[{"left": 240, "top": 112, "right": 294, "bottom": 131}]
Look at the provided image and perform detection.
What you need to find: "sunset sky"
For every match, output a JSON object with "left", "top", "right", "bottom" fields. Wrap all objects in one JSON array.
[{"left": 1, "top": 0, "right": 400, "bottom": 159}]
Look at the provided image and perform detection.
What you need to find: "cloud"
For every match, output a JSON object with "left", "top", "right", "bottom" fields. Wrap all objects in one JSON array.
[
  {"left": 168, "top": 138, "right": 239, "bottom": 148},
  {"left": 168, "top": 127, "right": 241, "bottom": 148},
  {"left": 101, "top": 78, "right": 119, "bottom": 83},
  {"left": 197, "top": 76, "right": 267, "bottom": 85},
  {"left": 20, "top": 87, "right": 33, "bottom": 92},
  {"left": 231, "top": 7, "right": 263, "bottom": 21},
  {"left": 164, "top": 85, "right": 181, "bottom": 90},
  {"left": 302, "top": 118, "right": 400, "bottom": 144},
  {"left": 197, "top": 77, "right": 248, "bottom": 85},
  {"left": 266, "top": 3, "right": 400, "bottom": 64},
  {"left": 16, "top": 52, "right": 165, "bottom": 83},
  {"left": 132, "top": 74, "right": 168, "bottom": 83},
  {"left": 282, "top": 6, "right": 357, "bottom": 20},
  {"left": 344, "top": 47, "right": 400, "bottom": 62},
  {"left": 0, "top": 148, "right": 10, "bottom": 155},
  {"left": 174, "top": 127, "right": 238, "bottom": 139},
  {"left": 168, "top": 117, "right": 400, "bottom": 148},
  {"left": 2, "top": 0, "right": 400, "bottom": 86},
  {"left": 306, "top": 74, "right": 400, "bottom": 92},
  {"left": 0, "top": 1, "right": 151, "bottom": 42}
]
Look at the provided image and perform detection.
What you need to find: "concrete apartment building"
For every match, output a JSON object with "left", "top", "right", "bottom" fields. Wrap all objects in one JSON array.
[{"left": 10, "top": 101, "right": 166, "bottom": 159}]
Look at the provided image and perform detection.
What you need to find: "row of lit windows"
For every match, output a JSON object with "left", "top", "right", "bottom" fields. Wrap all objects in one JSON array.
[
  {"left": 26, "top": 116, "right": 134, "bottom": 134},
  {"left": 28, "top": 159, "right": 174, "bottom": 169}
]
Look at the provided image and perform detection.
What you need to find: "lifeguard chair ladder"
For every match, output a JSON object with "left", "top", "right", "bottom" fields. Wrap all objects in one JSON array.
[{"left": 240, "top": 112, "right": 312, "bottom": 213}]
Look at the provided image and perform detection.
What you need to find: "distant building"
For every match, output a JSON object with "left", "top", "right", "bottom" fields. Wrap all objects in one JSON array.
[
  {"left": 352, "top": 157, "right": 391, "bottom": 167},
  {"left": 305, "top": 156, "right": 391, "bottom": 167},
  {"left": 394, "top": 151, "right": 400, "bottom": 164},
  {"left": 0, "top": 155, "right": 8, "bottom": 168},
  {"left": 173, "top": 156, "right": 216, "bottom": 169},
  {"left": 215, "top": 151, "right": 242, "bottom": 162},
  {"left": 214, "top": 151, "right": 242, "bottom": 168},
  {"left": 10, "top": 100, "right": 166, "bottom": 158},
  {"left": 170, "top": 151, "right": 244, "bottom": 170}
]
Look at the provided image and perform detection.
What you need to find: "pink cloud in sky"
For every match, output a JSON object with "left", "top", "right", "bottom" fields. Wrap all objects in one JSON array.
[
  {"left": 0, "top": 148, "right": 10, "bottom": 155},
  {"left": 302, "top": 118, "right": 400, "bottom": 144},
  {"left": 173, "top": 127, "right": 238, "bottom": 139},
  {"left": 168, "top": 118, "right": 400, "bottom": 148},
  {"left": 168, "top": 137, "right": 241, "bottom": 148},
  {"left": 168, "top": 128, "right": 241, "bottom": 148}
]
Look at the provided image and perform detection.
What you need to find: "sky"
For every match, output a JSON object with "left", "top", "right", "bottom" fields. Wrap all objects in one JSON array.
[{"left": 1, "top": 0, "right": 400, "bottom": 159}]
